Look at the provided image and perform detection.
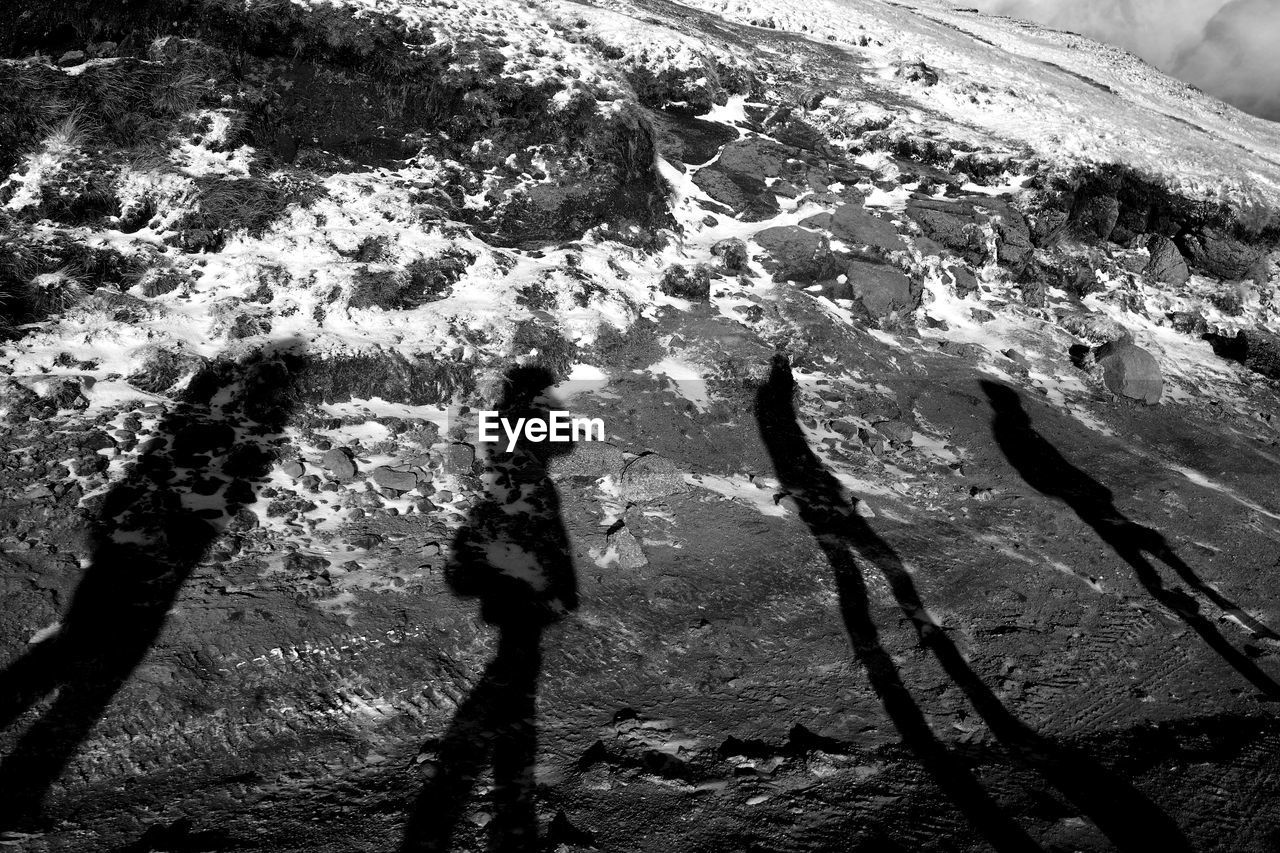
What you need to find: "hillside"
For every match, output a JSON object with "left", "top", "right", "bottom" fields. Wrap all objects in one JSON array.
[{"left": 1, "top": 0, "right": 1279, "bottom": 851}]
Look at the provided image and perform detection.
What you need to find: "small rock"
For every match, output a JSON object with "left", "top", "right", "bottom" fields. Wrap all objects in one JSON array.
[
  {"left": 857, "top": 428, "right": 886, "bottom": 456},
  {"left": 444, "top": 444, "right": 475, "bottom": 476},
  {"left": 619, "top": 454, "right": 688, "bottom": 503},
  {"left": 281, "top": 460, "right": 305, "bottom": 479},
  {"left": 776, "top": 495, "right": 802, "bottom": 515},
  {"left": 1096, "top": 342, "right": 1163, "bottom": 404},
  {"left": 57, "top": 50, "right": 87, "bottom": 67},
  {"left": 321, "top": 447, "right": 357, "bottom": 479},
  {"left": 606, "top": 527, "right": 648, "bottom": 569},
  {"left": 896, "top": 60, "right": 939, "bottom": 86},
  {"left": 284, "top": 553, "right": 331, "bottom": 575},
  {"left": 372, "top": 466, "right": 419, "bottom": 492},
  {"left": 873, "top": 420, "right": 913, "bottom": 445},
  {"left": 435, "top": 489, "right": 454, "bottom": 503},
  {"left": 831, "top": 419, "right": 860, "bottom": 439}
]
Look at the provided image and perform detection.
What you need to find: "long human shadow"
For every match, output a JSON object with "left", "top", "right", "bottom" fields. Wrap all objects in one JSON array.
[
  {"left": 400, "top": 366, "right": 577, "bottom": 853},
  {"left": 0, "top": 341, "right": 305, "bottom": 831},
  {"left": 982, "top": 380, "right": 1280, "bottom": 699},
  {"left": 756, "top": 355, "right": 1191, "bottom": 853}
]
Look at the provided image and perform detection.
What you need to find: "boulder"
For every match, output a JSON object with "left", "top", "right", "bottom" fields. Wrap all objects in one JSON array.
[
  {"left": 619, "top": 454, "right": 689, "bottom": 503},
  {"left": 828, "top": 204, "right": 903, "bottom": 250},
  {"left": 991, "top": 211, "right": 1034, "bottom": 270},
  {"left": 548, "top": 443, "right": 626, "bottom": 481},
  {"left": 710, "top": 238, "right": 750, "bottom": 272},
  {"left": 1096, "top": 342, "right": 1163, "bottom": 404},
  {"left": 1144, "top": 235, "right": 1190, "bottom": 285},
  {"left": 753, "top": 225, "right": 836, "bottom": 282},
  {"left": 371, "top": 466, "right": 419, "bottom": 492},
  {"left": 947, "top": 264, "right": 979, "bottom": 297},
  {"left": 321, "top": 447, "right": 357, "bottom": 479},
  {"left": 846, "top": 260, "right": 916, "bottom": 318},
  {"left": 1177, "top": 228, "right": 1263, "bottom": 280}
]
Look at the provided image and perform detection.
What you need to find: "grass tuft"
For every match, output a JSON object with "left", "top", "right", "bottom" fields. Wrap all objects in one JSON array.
[{"left": 27, "top": 267, "right": 86, "bottom": 315}]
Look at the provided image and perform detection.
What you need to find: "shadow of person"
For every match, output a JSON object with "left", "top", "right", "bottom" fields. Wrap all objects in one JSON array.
[
  {"left": 0, "top": 341, "right": 306, "bottom": 833},
  {"left": 981, "top": 380, "right": 1280, "bottom": 698},
  {"left": 756, "top": 355, "right": 1191, "bottom": 853},
  {"left": 400, "top": 366, "right": 577, "bottom": 853}
]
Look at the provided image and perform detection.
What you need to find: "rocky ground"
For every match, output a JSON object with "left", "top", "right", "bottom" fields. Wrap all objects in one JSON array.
[{"left": 2, "top": 0, "right": 1280, "bottom": 851}]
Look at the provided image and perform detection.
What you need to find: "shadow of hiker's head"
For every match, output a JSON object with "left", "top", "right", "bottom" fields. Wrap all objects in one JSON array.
[
  {"left": 92, "top": 341, "right": 305, "bottom": 569},
  {"left": 755, "top": 353, "right": 800, "bottom": 428},
  {"left": 491, "top": 364, "right": 574, "bottom": 465},
  {"left": 980, "top": 380, "right": 1030, "bottom": 427}
]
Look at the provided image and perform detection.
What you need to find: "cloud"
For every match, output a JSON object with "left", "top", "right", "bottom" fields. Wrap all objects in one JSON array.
[{"left": 970, "top": 0, "right": 1280, "bottom": 120}]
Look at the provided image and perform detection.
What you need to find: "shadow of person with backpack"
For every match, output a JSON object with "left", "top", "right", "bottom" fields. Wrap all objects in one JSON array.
[{"left": 401, "top": 365, "right": 577, "bottom": 853}]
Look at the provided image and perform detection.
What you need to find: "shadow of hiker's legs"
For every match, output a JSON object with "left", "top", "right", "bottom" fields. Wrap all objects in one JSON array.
[
  {"left": 401, "top": 625, "right": 542, "bottom": 853},
  {"left": 1097, "top": 525, "right": 1280, "bottom": 698},
  {"left": 759, "top": 359, "right": 1190, "bottom": 852},
  {"left": 982, "top": 380, "right": 1280, "bottom": 699},
  {"left": 822, "top": 542, "right": 1044, "bottom": 853}
]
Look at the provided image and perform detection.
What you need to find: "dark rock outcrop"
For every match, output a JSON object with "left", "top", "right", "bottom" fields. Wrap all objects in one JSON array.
[
  {"left": 828, "top": 204, "right": 904, "bottom": 251},
  {"left": 1205, "top": 328, "right": 1280, "bottom": 381},
  {"left": 753, "top": 226, "right": 837, "bottom": 282}
]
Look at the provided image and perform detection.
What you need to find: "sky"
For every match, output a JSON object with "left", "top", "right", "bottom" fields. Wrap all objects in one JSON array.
[{"left": 969, "top": 0, "right": 1280, "bottom": 121}]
